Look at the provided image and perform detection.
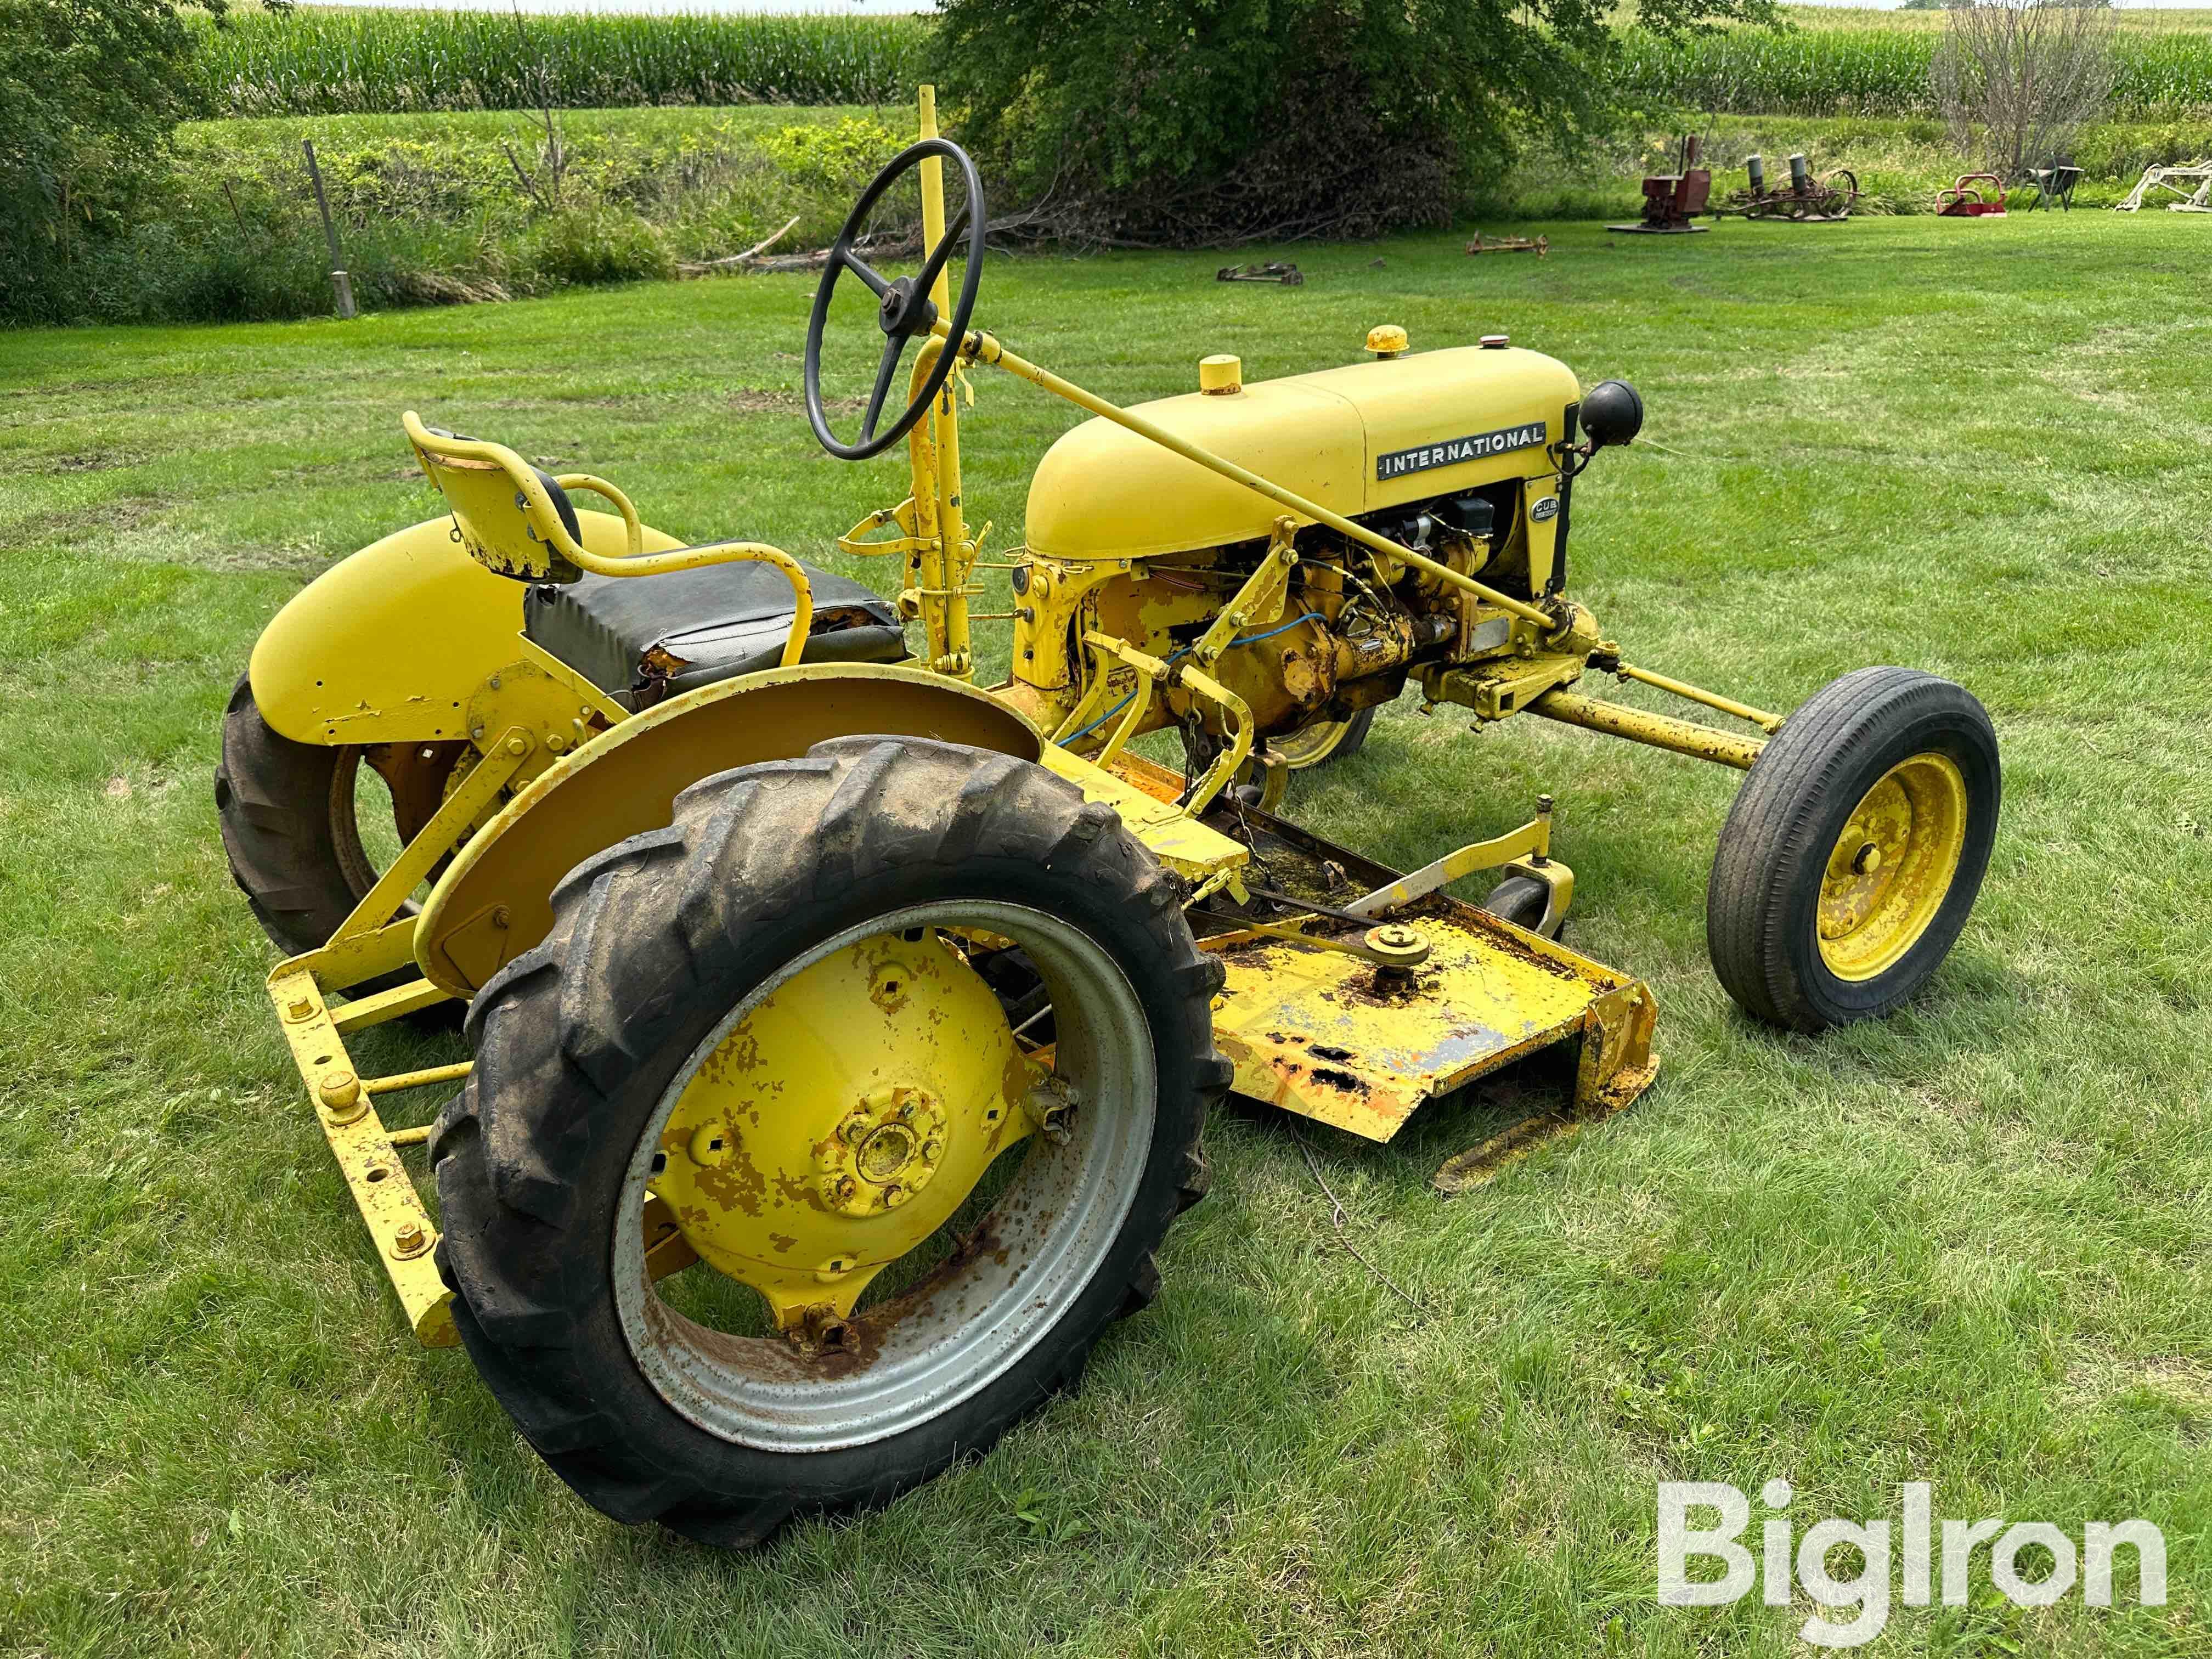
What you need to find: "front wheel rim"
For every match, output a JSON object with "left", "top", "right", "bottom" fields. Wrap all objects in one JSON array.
[
  {"left": 1815, "top": 752, "right": 1969, "bottom": 981},
  {"left": 611, "top": 899, "right": 1157, "bottom": 1453},
  {"left": 1269, "top": 714, "right": 1357, "bottom": 769}
]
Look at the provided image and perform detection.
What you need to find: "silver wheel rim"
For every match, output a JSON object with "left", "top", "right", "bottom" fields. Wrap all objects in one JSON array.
[{"left": 612, "top": 899, "right": 1158, "bottom": 1453}]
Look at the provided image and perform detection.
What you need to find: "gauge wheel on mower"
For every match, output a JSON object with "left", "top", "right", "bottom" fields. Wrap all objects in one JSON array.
[
  {"left": 431, "top": 735, "right": 1228, "bottom": 1547},
  {"left": 1269, "top": 706, "right": 1376, "bottom": 770},
  {"left": 213, "top": 672, "right": 468, "bottom": 994},
  {"left": 1707, "top": 666, "right": 1998, "bottom": 1031},
  {"left": 1479, "top": 874, "right": 1563, "bottom": 940}
]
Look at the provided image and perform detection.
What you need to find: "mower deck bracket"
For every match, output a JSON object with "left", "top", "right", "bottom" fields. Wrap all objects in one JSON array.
[
  {"left": 1342, "top": 810, "right": 1553, "bottom": 918},
  {"left": 1038, "top": 743, "right": 1250, "bottom": 891},
  {"left": 330, "top": 977, "right": 456, "bottom": 1034}
]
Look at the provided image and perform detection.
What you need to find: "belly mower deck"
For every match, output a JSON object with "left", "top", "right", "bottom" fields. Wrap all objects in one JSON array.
[{"left": 1178, "top": 780, "right": 1658, "bottom": 1146}]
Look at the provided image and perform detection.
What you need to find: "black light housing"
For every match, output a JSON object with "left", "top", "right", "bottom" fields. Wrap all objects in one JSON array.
[{"left": 1582, "top": 379, "right": 1644, "bottom": 449}]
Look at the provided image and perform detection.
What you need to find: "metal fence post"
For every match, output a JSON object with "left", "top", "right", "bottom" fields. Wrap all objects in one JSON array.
[{"left": 301, "top": 138, "right": 357, "bottom": 320}]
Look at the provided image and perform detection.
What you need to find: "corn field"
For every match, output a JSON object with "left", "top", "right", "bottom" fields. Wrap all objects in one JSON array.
[
  {"left": 188, "top": 10, "right": 2209, "bottom": 122},
  {"left": 190, "top": 9, "right": 930, "bottom": 117},
  {"left": 1614, "top": 26, "right": 2212, "bottom": 120}
]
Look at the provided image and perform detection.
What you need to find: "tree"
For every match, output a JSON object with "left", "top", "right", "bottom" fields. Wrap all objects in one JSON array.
[
  {"left": 0, "top": 0, "right": 274, "bottom": 290},
  {"left": 1934, "top": 0, "right": 2117, "bottom": 178},
  {"left": 931, "top": 0, "right": 1780, "bottom": 246}
]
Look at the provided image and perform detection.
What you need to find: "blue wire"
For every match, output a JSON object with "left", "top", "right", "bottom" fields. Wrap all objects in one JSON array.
[
  {"left": 1062, "top": 612, "right": 1330, "bottom": 743},
  {"left": 1228, "top": 611, "right": 1327, "bottom": 647}
]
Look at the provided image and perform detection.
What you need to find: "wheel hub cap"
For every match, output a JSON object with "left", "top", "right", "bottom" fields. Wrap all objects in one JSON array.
[
  {"left": 817, "top": 1085, "right": 949, "bottom": 1215},
  {"left": 1816, "top": 752, "right": 1969, "bottom": 981},
  {"left": 650, "top": 926, "right": 1034, "bottom": 1324}
]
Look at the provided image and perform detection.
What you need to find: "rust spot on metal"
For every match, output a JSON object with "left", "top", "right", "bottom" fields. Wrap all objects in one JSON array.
[{"left": 1307, "top": 1066, "right": 1369, "bottom": 1097}]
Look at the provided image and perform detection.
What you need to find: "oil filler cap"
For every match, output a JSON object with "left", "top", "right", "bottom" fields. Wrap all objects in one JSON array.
[
  {"left": 1481, "top": 334, "right": 1510, "bottom": 349},
  {"left": 1366, "top": 324, "right": 1408, "bottom": 358},
  {"left": 1199, "top": 354, "right": 1243, "bottom": 394}
]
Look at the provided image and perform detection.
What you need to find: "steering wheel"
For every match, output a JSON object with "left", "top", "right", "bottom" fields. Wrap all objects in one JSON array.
[{"left": 804, "top": 138, "right": 986, "bottom": 462}]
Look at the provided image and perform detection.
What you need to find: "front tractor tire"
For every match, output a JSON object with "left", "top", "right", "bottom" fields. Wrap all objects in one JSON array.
[
  {"left": 431, "top": 736, "right": 1228, "bottom": 1547},
  {"left": 1269, "top": 706, "right": 1376, "bottom": 770},
  {"left": 1707, "top": 667, "right": 1999, "bottom": 1031}
]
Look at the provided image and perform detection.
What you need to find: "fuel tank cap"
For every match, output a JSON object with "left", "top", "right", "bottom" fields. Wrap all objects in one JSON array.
[
  {"left": 1481, "top": 334, "right": 1510, "bottom": 349},
  {"left": 1366, "top": 324, "right": 1408, "bottom": 358},
  {"left": 1199, "top": 354, "right": 1243, "bottom": 394}
]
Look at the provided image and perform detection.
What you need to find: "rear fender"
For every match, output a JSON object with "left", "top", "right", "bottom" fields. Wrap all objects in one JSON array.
[
  {"left": 249, "top": 510, "right": 681, "bottom": 744},
  {"left": 413, "top": 664, "right": 1043, "bottom": 996}
]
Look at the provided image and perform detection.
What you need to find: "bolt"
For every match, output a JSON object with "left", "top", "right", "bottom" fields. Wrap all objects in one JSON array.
[
  {"left": 923, "top": 1138, "right": 945, "bottom": 1164},
  {"left": 1852, "top": 842, "right": 1882, "bottom": 875},
  {"left": 393, "top": 1223, "right": 427, "bottom": 1256},
  {"left": 490, "top": 905, "right": 511, "bottom": 929},
  {"left": 284, "top": 996, "right": 315, "bottom": 1022},
  {"left": 1376, "top": 925, "right": 1420, "bottom": 949},
  {"left": 318, "top": 1071, "right": 360, "bottom": 1111},
  {"left": 834, "top": 1175, "right": 857, "bottom": 1202},
  {"left": 505, "top": 735, "right": 528, "bottom": 757},
  {"left": 883, "top": 1184, "right": 906, "bottom": 1207},
  {"left": 545, "top": 733, "right": 566, "bottom": 752}
]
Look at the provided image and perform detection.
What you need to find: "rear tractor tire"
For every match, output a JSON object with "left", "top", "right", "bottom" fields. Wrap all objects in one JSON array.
[
  {"left": 432, "top": 735, "right": 1228, "bottom": 1547},
  {"left": 1707, "top": 667, "right": 1999, "bottom": 1032}
]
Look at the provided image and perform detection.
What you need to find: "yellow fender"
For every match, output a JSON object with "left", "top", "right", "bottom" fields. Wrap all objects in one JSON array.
[
  {"left": 250, "top": 510, "right": 682, "bottom": 745},
  {"left": 413, "top": 663, "right": 1043, "bottom": 997}
]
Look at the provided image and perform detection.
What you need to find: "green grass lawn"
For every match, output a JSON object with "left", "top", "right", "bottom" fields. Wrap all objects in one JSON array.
[{"left": 3, "top": 213, "right": 2209, "bottom": 1657}]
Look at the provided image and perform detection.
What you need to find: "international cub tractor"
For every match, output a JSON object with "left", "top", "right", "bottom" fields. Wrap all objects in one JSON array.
[{"left": 215, "top": 93, "right": 1999, "bottom": 1547}]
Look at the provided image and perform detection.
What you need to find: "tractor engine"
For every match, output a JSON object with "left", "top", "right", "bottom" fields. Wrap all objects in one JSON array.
[{"left": 1005, "top": 335, "right": 1592, "bottom": 748}]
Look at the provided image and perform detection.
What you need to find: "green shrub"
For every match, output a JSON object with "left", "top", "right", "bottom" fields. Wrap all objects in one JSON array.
[
  {"left": 757, "top": 115, "right": 905, "bottom": 198},
  {"left": 5, "top": 108, "right": 894, "bottom": 325},
  {"left": 932, "top": 0, "right": 1780, "bottom": 246},
  {"left": 516, "top": 205, "right": 674, "bottom": 289},
  {"left": 0, "top": 0, "right": 218, "bottom": 319}
]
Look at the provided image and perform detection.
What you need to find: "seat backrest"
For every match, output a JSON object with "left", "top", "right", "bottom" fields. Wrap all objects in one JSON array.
[
  {"left": 1675, "top": 170, "right": 1712, "bottom": 215},
  {"left": 402, "top": 410, "right": 586, "bottom": 582}
]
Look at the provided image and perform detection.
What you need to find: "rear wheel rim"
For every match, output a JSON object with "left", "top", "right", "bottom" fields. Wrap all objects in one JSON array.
[
  {"left": 612, "top": 898, "right": 1156, "bottom": 1453},
  {"left": 1815, "top": 752, "right": 1968, "bottom": 981}
]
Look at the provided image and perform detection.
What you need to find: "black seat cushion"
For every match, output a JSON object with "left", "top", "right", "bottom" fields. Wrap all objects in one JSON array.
[{"left": 524, "top": 549, "right": 907, "bottom": 709}]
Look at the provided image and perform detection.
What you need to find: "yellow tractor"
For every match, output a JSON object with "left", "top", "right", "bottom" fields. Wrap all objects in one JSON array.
[{"left": 215, "top": 94, "right": 1997, "bottom": 1546}]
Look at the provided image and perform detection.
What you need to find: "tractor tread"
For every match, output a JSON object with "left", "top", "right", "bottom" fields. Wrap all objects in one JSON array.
[{"left": 435, "top": 735, "right": 1227, "bottom": 1547}]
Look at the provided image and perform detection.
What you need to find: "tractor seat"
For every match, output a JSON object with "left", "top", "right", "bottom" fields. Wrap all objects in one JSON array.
[{"left": 524, "top": 552, "right": 907, "bottom": 710}]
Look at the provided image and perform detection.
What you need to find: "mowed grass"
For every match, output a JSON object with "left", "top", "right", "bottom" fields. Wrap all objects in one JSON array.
[{"left": 2, "top": 215, "right": 2210, "bottom": 1657}]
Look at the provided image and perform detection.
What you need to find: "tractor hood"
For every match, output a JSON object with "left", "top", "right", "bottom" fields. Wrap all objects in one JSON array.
[{"left": 1026, "top": 345, "right": 1583, "bottom": 562}]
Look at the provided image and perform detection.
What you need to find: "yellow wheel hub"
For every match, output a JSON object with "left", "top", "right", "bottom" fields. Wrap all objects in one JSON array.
[
  {"left": 650, "top": 926, "right": 1035, "bottom": 1334},
  {"left": 1269, "top": 713, "right": 1359, "bottom": 769},
  {"left": 1816, "top": 752, "right": 1968, "bottom": 981}
]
